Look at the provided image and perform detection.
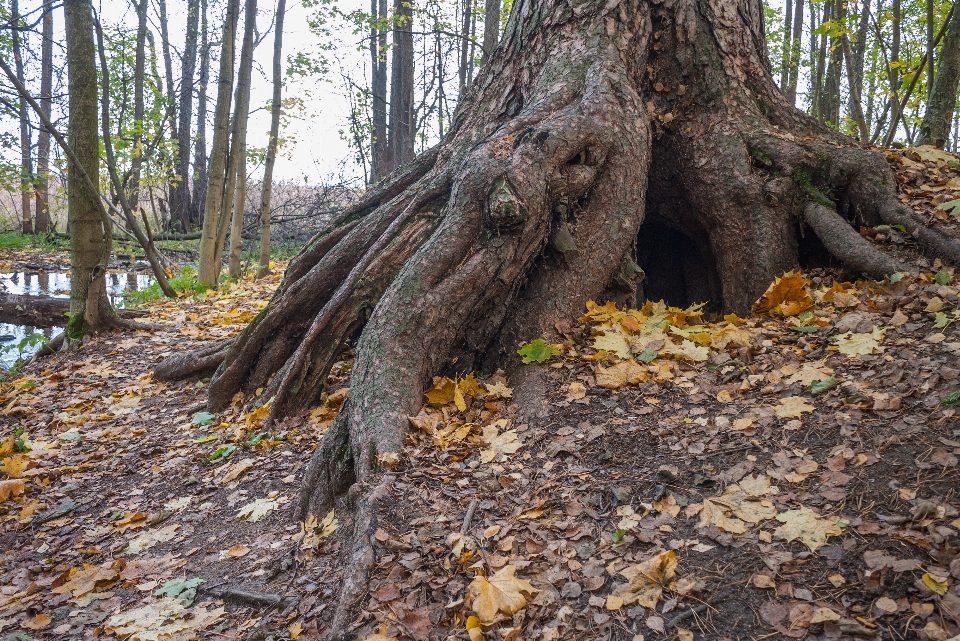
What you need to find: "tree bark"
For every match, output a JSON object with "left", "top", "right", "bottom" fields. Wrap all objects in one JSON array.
[
  {"left": 64, "top": 0, "right": 115, "bottom": 340},
  {"left": 482, "top": 0, "right": 500, "bottom": 64},
  {"left": 158, "top": 3, "right": 960, "bottom": 634},
  {"left": 388, "top": 0, "right": 414, "bottom": 168},
  {"left": 780, "top": 0, "right": 793, "bottom": 89},
  {"left": 129, "top": 0, "right": 148, "bottom": 212},
  {"left": 459, "top": 0, "right": 472, "bottom": 94},
  {"left": 0, "top": 294, "right": 147, "bottom": 328},
  {"left": 11, "top": 0, "right": 32, "bottom": 235},
  {"left": 155, "top": 0, "right": 177, "bottom": 143},
  {"left": 370, "top": 0, "right": 389, "bottom": 181},
  {"left": 785, "top": 0, "right": 803, "bottom": 104},
  {"left": 224, "top": 0, "right": 258, "bottom": 278},
  {"left": 917, "top": 2, "right": 960, "bottom": 147},
  {"left": 197, "top": 0, "right": 240, "bottom": 286},
  {"left": 257, "top": 0, "right": 286, "bottom": 279},
  {"left": 34, "top": 0, "right": 54, "bottom": 234},
  {"left": 169, "top": 0, "right": 201, "bottom": 231},
  {"left": 192, "top": 0, "right": 210, "bottom": 226}
]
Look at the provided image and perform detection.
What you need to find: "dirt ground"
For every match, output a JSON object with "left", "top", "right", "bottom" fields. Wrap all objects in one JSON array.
[{"left": 1, "top": 147, "right": 960, "bottom": 641}]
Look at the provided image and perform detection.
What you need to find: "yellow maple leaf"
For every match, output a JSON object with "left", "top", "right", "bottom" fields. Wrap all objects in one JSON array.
[
  {"left": 467, "top": 565, "right": 537, "bottom": 624},
  {"left": 51, "top": 561, "right": 121, "bottom": 597},
  {"left": 698, "top": 478, "right": 778, "bottom": 533},
  {"left": 595, "top": 361, "right": 648, "bottom": 389},
  {"left": 591, "top": 329, "right": 632, "bottom": 359},
  {"left": 833, "top": 327, "right": 884, "bottom": 356},
  {"left": 0, "top": 454, "right": 29, "bottom": 479},
  {"left": 752, "top": 271, "right": 814, "bottom": 317},
  {"left": 773, "top": 507, "right": 842, "bottom": 551},
  {"left": 0, "top": 478, "right": 25, "bottom": 502},
  {"left": 479, "top": 420, "right": 522, "bottom": 464},
  {"left": 425, "top": 377, "right": 458, "bottom": 406},
  {"left": 613, "top": 550, "right": 677, "bottom": 608},
  {"left": 483, "top": 381, "right": 512, "bottom": 399},
  {"left": 775, "top": 396, "right": 816, "bottom": 419}
]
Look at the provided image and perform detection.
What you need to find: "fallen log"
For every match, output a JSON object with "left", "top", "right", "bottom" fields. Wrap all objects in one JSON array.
[{"left": 0, "top": 294, "right": 148, "bottom": 328}]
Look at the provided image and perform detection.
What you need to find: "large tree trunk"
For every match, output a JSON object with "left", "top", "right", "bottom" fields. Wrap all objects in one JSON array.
[
  {"left": 158, "top": 2, "right": 960, "bottom": 635},
  {"left": 257, "top": 0, "right": 286, "bottom": 278},
  {"left": 917, "top": 2, "right": 960, "bottom": 148},
  {"left": 34, "top": 0, "right": 54, "bottom": 234}
]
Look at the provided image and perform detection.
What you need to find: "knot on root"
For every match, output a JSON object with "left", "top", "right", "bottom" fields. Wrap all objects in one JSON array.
[{"left": 487, "top": 176, "right": 527, "bottom": 229}]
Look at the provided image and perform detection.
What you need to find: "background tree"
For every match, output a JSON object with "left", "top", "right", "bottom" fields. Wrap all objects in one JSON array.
[
  {"left": 917, "top": 2, "right": 960, "bottom": 146},
  {"left": 34, "top": 0, "right": 53, "bottom": 233},
  {"left": 257, "top": 0, "right": 287, "bottom": 278}
]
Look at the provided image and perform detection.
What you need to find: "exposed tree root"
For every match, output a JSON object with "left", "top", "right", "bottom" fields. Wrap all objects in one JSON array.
[
  {"left": 802, "top": 202, "right": 910, "bottom": 277},
  {"left": 153, "top": 1, "right": 960, "bottom": 634}
]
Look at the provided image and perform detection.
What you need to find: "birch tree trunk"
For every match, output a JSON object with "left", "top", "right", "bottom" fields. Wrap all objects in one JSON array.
[{"left": 12, "top": 0, "right": 32, "bottom": 235}]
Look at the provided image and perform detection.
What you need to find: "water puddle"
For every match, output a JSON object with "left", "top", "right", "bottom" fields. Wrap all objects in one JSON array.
[{"left": 0, "top": 271, "right": 155, "bottom": 368}]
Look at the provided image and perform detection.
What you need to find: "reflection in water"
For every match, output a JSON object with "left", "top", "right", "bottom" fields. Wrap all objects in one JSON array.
[{"left": 0, "top": 271, "right": 155, "bottom": 368}]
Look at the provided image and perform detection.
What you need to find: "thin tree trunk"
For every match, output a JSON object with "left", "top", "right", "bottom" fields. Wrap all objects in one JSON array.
[
  {"left": 63, "top": 0, "right": 113, "bottom": 338},
  {"left": 927, "top": 0, "right": 935, "bottom": 98},
  {"left": 12, "top": 0, "right": 32, "bottom": 235},
  {"left": 917, "top": 2, "right": 960, "bottom": 147},
  {"left": 481, "top": 0, "right": 499, "bottom": 64},
  {"left": 35, "top": 0, "right": 54, "bottom": 234},
  {"left": 854, "top": 0, "right": 871, "bottom": 90},
  {"left": 780, "top": 0, "right": 793, "bottom": 89},
  {"left": 193, "top": 0, "right": 209, "bottom": 226},
  {"left": 388, "top": 0, "right": 415, "bottom": 168},
  {"left": 371, "top": 0, "right": 388, "bottom": 181},
  {"left": 459, "top": 0, "right": 471, "bottom": 94},
  {"left": 197, "top": 0, "right": 240, "bottom": 286},
  {"left": 258, "top": 0, "right": 286, "bottom": 278},
  {"left": 170, "top": 0, "right": 201, "bottom": 231},
  {"left": 93, "top": 16, "right": 176, "bottom": 297},
  {"left": 838, "top": 1, "right": 869, "bottom": 139},
  {"left": 155, "top": 0, "right": 177, "bottom": 142},
  {"left": 129, "top": 0, "right": 148, "bottom": 212},
  {"left": 468, "top": 4, "right": 477, "bottom": 84},
  {"left": 812, "top": 2, "right": 828, "bottom": 121},
  {"left": 223, "top": 0, "right": 258, "bottom": 279},
  {"left": 786, "top": 0, "right": 803, "bottom": 104}
]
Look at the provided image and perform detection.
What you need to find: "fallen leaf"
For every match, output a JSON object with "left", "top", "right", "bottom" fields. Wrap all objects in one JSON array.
[
  {"left": 237, "top": 497, "right": 279, "bottom": 522},
  {"left": 774, "top": 507, "right": 842, "bottom": 551},
  {"left": 105, "top": 598, "right": 225, "bottom": 641},
  {"left": 613, "top": 550, "right": 677, "bottom": 608},
  {"left": 775, "top": 396, "right": 816, "bottom": 419},
  {"left": 467, "top": 565, "right": 537, "bottom": 624},
  {"left": 226, "top": 544, "right": 250, "bottom": 557},
  {"left": 833, "top": 327, "right": 884, "bottom": 356},
  {"left": 123, "top": 524, "right": 180, "bottom": 555},
  {"left": 221, "top": 458, "right": 255, "bottom": 483},
  {"left": 596, "top": 360, "right": 649, "bottom": 389},
  {"left": 480, "top": 420, "right": 522, "bottom": 464},
  {"left": 0, "top": 478, "right": 25, "bottom": 501},
  {"left": 752, "top": 271, "right": 814, "bottom": 317}
]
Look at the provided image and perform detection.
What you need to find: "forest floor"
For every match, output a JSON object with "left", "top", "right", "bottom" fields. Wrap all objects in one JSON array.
[{"left": 1, "top": 147, "right": 960, "bottom": 641}]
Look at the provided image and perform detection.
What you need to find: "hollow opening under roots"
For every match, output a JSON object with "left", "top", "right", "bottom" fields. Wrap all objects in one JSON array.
[{"left": 636, "top": 218, "right": 722, "bottom": 313}]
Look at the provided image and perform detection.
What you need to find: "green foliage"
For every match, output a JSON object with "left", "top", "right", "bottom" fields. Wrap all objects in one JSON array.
[
  {"left": 191, "top": 411, "right": 216, "bottom": 426},
  {"left": 941, "top": 390, "right": 960, "bottom": 407},
  {"left": 0, "top": 232, "right": 69, "bottom": 251},
  {"left": 809, "top": 377, "right": 840, "bottom": 395},
  {"left": 123, "top": 265, "right": 209, "bottom": 306},
  {"left": 934, "top": 270, "right": 953, "bottom": 285},
  {"left": 517, "top": 339, "right": 559, "bottom": 364}
]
